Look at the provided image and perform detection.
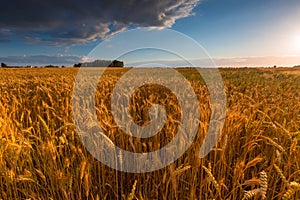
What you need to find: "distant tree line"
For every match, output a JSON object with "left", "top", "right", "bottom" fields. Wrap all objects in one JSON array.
[
  {"left": 0, "top": 60, "right": 124, "bottom": 68},
  {"left": 73, "top": 63, "right": 82, "bottom": 67},
  {"left": 44, "top": 65, "right": 60, "bottom": 68},
  {"left": 0, "top": 62, "right": 66, "bottom": 68},
  {"left": 74, "top": 59, "right": 124, "bottom": 68}
]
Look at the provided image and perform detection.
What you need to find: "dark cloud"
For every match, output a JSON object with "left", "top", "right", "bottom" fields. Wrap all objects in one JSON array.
[{"left": 0, "top": 0, "right": 200, "bottom": 45}]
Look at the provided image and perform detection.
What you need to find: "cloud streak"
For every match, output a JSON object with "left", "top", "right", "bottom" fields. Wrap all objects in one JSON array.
[
  {"left": 1, "top": 54, "right": 300, "bottom": 67},
  {"left": 212, "top": 56, "right": 300, "bottom": 67},
  {"left": 127, "top": 56, "right": 300, "bottom": 67},
  {"left": 0, "top": 0, "right": 200, "bottom": 45},
  {"left": 0, "top": 55, "right": 85, "bottom": 66}
]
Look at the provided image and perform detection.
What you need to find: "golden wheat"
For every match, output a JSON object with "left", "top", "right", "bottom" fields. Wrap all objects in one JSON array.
[{"left": 0, "top": 68, "right": 299, "bottom": 199}]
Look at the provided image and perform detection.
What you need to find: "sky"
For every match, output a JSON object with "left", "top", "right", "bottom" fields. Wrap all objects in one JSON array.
[{"left": 1, "top": 0, "right": 300, "bottom": 67}]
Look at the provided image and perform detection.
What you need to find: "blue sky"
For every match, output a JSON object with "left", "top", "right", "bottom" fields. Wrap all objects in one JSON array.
[
  {"left": 1, "top": 0, "right": 300, "bottom": 66},
  {"left": 173, "top": 0, "right": 300, "bottom": 57}
]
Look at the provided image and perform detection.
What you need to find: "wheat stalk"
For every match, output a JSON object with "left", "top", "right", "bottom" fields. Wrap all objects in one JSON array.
[
  {"left": 127, "top": 180, "right": 137, "bottom": 200},
  {"left": 282, "top": 182, "right": 300, "bottom": 200},
  {"left": 274, "top": 164, "right": 289, "bottom": 186},
  {"left": 202, "top": 164, "right": 221, "bottom": 195},
  {"left": 242, "top": 189, "right": 261, "bottom": 200},
  {"left": 242, "top": 171, "right": 268, "bottom": 200},
  {"left": 259, "top": 171, "right": 268, "bottom": 199}
]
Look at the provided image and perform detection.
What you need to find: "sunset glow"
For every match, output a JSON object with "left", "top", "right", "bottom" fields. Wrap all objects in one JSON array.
[{"left": 293, "top": 35, "right": 300, "bottom": 50}]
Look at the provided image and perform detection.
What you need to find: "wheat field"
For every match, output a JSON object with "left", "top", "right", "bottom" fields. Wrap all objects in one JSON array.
[{"left": 0, "top": 67, "right": 299, "bottom": 199}]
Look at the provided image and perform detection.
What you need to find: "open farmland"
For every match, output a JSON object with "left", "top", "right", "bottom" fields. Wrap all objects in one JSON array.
[{"left": 0, "top": 67, "right": 299, "bottom": 199}]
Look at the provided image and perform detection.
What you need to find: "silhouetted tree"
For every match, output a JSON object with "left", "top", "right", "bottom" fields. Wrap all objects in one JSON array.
[
  {"left": 45, "top": 65, "right": 59, "bottom": 68},
  {"left": 1, "top": 62, "right": 7, "bottom": 68},
  {"left": 108, "top": 60, "right": 124, "bottom": 67},
  {"left": 74, "top": 63, "right": 82, "bottom": 68}
]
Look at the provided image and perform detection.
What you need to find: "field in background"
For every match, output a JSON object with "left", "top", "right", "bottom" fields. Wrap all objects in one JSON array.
[{"left": 0, "top": 67, "right": 299, "bottom": 199}]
